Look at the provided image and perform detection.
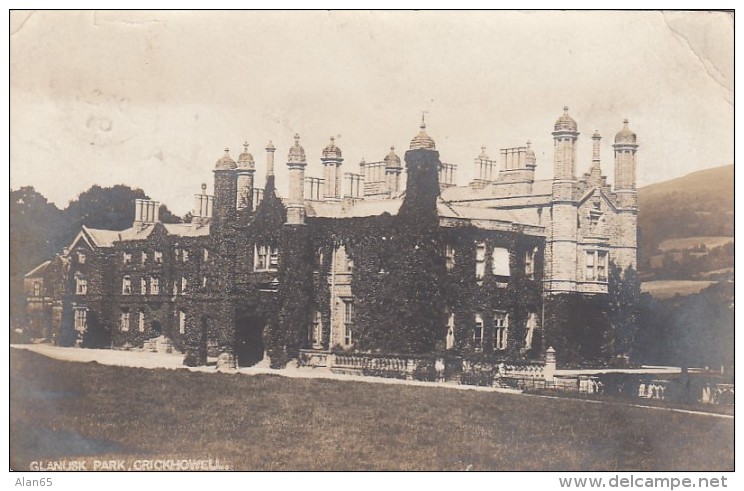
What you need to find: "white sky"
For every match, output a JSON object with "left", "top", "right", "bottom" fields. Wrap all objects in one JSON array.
[{"left": 9, "top": 10, "right": 734, "bottom": 216}]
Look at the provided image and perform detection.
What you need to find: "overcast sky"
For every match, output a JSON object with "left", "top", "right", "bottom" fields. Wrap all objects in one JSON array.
[{"left": 10, "top": 10, "right": 733, "bottom": 216}]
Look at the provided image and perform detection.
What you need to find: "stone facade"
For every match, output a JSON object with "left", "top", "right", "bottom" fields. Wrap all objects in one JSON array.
[{"left": 25, "top": 109, "right": 637, "bottom": 366}]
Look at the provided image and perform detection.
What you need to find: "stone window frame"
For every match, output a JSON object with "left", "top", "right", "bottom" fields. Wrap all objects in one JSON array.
[
  {"left": 342, "top": 299, "right": 354, "bottom": 347},
  {"left": 445, "top": 244, "right": 456, "bottom": 272},
  {"left": 491, "top": 247, "right": 510, "bottom": 277},
  {"left": 494, "top": 311, "right": 509, "bottom": 350},
  {"left": 473, "top": 313, "right": 484, "bottom": 350},
  {"left": 254, "top": 242, "right": 279, "bottom": 272},
  {"left": 74, "top": 307, "right": 87, "bottom": 332},
  {"left": 122, "top": 275, "right": 132, "bottom": 295},
  {"left": 585, "top": 249, "right": 609, "bottom": 282},
  {"left": 75, "top": 273, "right": 88, "bottom": 295},
  {"left": 120, "top": 309, "right": 130, "bottom": 332}
]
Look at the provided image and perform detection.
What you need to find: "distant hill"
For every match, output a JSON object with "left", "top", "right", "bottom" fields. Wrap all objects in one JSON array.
[{"left": 637, "top": 164, "right": 734, "bottom": 287}]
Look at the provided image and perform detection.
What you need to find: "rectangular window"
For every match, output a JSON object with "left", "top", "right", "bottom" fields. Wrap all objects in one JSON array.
[
  {"left": 33, "top": 282, "right": 41, "bottom": 297},
  {"left": 494, "top": 312, "right": 508, "bottom": 350},
  {"left": 150, "top": 276, "right": 159, "bottom": 295},
  {"left": 255, "top": 243, "right": 279, "bottom": 272},
  {"left": 525, "top": 247, "right": 536, "bottom": 279},
  {"left": 74, "top": 308, "right": 87, "bottom": 331},
  {"left": 141, "top": 251, "right": 148, "bottom": 265},
  {"left": 475, "top": 242, "right": 486, "bottom": 280},
  {"left": 309, "top": 310, "right": 323, "bottom": 347},
  {"left": 182, "top": 249, "right": 189, "bottom": 263},
  {"left": 525, "top": 312, "right": 538, "bottom": 350},
  {"left": 585, "top": 250, "right": 609, "bottom": 282},
  {"left": 343, "top": 300, "right": 354, "bottom": 346},
  {"left": 76, "top": 276, "right": 87, "bottom": 295},
  {"left": 179, "top": 311, "right": 187, "bottom": 335},
  {"left": 473, "top": 314, "right": 484, "bottom": 349},
  {"left": 140, "top": 277, "right": 147, "bottom": 295},
  {"left": 122, "top": 252, "right": 131, "bottom": 265},
  {"left": 154, "top": 251, "right": 163, "bottom": 264},
  {"left": 445, "top": 244, "right": 456, "bottom": 271},
  {"left": 203, "top": 248, "right": 209, "bottom": 263},
  {"left": 597, "top": 251, "right": 608, "bottom": 281},
  {"left": 181, "top": 276, "right": 188, "bottom": 294},
  {"left": 492, "top": 247, "right": 510, "bottom": 277},
  {"left": 586, "top": 251, "right": 596, "bottom": 280},
  {"left": 122, "top": 275, "right": 132, "bottom": 295},
  {"left": 138, "top": 310, "right": 145, "bottom": 332},
  {"left": 446, "top": 311, "right": 455, "bottom": 350},
  {"left": 77, "top": 252, "right": 86, "bottom": 264},
  {"left": 120, "top": 310, "right": 130, "bottom": 332}
]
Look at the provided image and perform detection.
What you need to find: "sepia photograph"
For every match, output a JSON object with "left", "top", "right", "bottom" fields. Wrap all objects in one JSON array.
[{"left": 8, "top": 9, "right": 734, "bottom": 476}]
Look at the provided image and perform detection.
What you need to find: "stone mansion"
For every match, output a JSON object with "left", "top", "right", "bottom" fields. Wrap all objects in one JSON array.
[{"left": 25, "top": 108, "right": 639, "bottom": 367}]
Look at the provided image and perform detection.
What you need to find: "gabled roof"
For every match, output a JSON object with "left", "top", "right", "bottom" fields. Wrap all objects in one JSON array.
[
  {"left": 82, "top": 226, "right": 125, "bottom": 248},
  {"left": 163, "top": 223, "right": 211, "bottom": 237},
  {"left": 24, "top": 260, "right": 51, "bottom": 278},
  {"left": 577, "top": 187, "right": 618, "bottom": 213}
]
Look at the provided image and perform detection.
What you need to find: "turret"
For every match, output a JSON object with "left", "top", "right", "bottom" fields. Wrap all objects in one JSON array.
[
  {"left": 613, "top": 119, "right": 638, "bottom": 202},
  {"left": 264, "top": 140, "right": 276, "bottom": 192},
  {"left": 384, "top": 146, "right": 403, "bottom": 195},
  {"left": 552, "top": 106, "right": 579, "bottom": 182},
  {"left": 548, "top": 107, "right": 580, "bottom": 293},
  {"left": 403, "top": 115, "right": 440, "bottom": 215},
  {"left": 286, "top": 134, "right": 307, "bottom": 225},
  {"left": 212, "top": 148, "right": 237, "bottom": 228},
  {"left": 321, "top": 137, "right": 343, "bottom": 200},
  {"left": 612, "top": 119, "right": 639, "bottom": 270},
  {"left": 236, "top": 142, "right": 256, "bottom": 212}
]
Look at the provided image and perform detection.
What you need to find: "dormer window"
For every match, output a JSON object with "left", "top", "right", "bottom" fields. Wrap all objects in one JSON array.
[
  {"left": 77, "top": 252, "right": 86, "bottom": 264},
  {"left": 154, "top": 251, "right": 163, "bottom": 264},
  {"left": 33, "top": 282, "right": 41, "bottom": 297}
]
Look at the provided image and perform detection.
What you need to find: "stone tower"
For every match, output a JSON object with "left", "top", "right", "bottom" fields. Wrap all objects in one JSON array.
[
  {"left": 402, "top": 115, "right": 440, "bottom": 216},
  {"left": 286, "top": 134, "right": 307, "bottom": 225},
  {"left": 212, "top": 148, "right": 237, "bottom": 230},
  {"left": 548, "top": 107, "right": 580, "bottom": 292},
  {"left": 612, "top": 119, "right": 639, "bottom": 271}
]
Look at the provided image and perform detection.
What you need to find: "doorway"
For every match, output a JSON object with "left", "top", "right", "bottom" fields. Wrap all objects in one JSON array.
[{"left": 234, "top": 315, "right": 265, "bottom": 367}]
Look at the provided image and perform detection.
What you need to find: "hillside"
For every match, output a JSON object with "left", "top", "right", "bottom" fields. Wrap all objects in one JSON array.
[{"left": 637, "top": 164, "right": 734, "bottom": 287}]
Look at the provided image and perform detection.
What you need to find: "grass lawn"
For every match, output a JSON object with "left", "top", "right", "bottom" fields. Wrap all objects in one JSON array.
[{"left": 10, "top": 349, "right": 733, "bottom": 471}]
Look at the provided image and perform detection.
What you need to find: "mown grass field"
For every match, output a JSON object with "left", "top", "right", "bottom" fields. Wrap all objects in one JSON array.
[{"left": 10, "top": 349, "right": 733, "bottom": 471}]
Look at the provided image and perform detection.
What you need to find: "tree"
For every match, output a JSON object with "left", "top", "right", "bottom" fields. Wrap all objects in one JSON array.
[
  {"left": 65, "top": 184, "right": 182, "bottom": 232},
  {"left": 606, "top": 264, "right": 643, "bottom": 361},
  {"left": 10, "top": 187, "right": 70, "bottom": 327}
]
